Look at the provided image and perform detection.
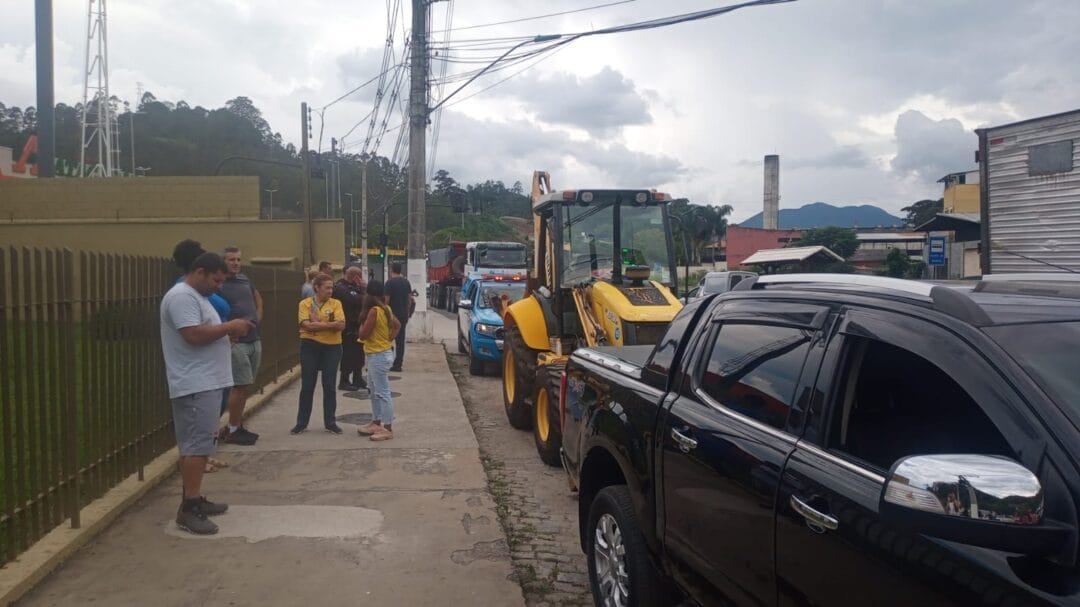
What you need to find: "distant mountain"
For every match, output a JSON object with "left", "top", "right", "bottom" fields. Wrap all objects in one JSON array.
[{"left": 738, "top": 202, "right": 904, "bottom": 229}]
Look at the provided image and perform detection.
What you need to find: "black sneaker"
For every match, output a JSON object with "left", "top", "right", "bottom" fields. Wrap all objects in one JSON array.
[
  {"left": 390, "top": 366, "right": 402, "bottom": 373},
  {"left": 352, "top": 375, "right": 368, "bottom": 389},
  {"left": 325, "top": 424, "right": 343, "bottom": 434},
  {"left": 242, "top": 426, "right": 260, "bottom": 439},
  {"left": 223, "top": 427, "right": 258, "bottom": 446},
  {"left": 197, "top": 496, "right": 228, "bottom": 516},
  {"left": 290, "top": 425, "right": 307, "bottom": 435},
  {"left": 337, "top": 382, "right": 358, "bottom": 391},
  {"left": 176, "top": 504, "right": 218, "bottom": 535}
]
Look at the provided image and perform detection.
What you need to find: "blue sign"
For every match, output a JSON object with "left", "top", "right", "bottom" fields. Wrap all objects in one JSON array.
[{"left": 928, "top": 236, "right": 946, "bottom": 266}]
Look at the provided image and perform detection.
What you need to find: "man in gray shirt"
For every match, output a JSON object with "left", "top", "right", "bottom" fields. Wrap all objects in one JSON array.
[
  {"left": 161, "top": 252, "right": 253, "bottom": 535},
  {"left": 220, "top": 246, "right": 263, "bottom": 446}
]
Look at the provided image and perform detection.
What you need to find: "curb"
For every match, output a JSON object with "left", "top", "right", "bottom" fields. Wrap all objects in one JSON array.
[{"left": 0, "top": 366, "right": 301, "bottom": 607}]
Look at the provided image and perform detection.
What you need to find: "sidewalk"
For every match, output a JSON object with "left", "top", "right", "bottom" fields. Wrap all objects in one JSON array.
[{"left": 16, "top": 343, "right": 523, "bottom": 607}]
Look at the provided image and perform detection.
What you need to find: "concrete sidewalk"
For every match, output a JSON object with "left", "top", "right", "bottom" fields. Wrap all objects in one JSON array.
[{"left": 16, "top": 343, "right": 523, "bottom": 607}]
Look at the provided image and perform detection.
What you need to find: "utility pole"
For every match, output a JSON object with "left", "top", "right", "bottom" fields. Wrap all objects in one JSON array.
[
  {"left": 361, "top": 161, "right": 369, "bottom": 280},
  {"left": 301, "top": 102, "right": 313, "bottom": 267},
  {"left": 408, "top": 0, "right": 430, "bottom": 336},
  {"left": 35, "top": 0, "right": 55, "bottom": 178}
]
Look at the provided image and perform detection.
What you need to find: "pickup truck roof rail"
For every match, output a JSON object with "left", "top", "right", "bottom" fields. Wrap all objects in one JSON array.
[{"left": 733, "top": 273, "right": 993, "bottom": 326}]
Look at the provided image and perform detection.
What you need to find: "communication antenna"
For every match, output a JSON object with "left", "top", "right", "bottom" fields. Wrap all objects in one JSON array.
[{"left": 80, "top": 0, "right": 118, "bottom": 177}]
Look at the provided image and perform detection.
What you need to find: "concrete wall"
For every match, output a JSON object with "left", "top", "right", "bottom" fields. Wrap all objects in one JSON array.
[
  {"left": 0, "top": 219, "right": 345, "bottom": 271},
  {"left": 727, "top": 225, "right": 802, "bottom": 269},
  {"left": 944, "top": 183, "right": 979, "bottom": 213},
  {"left": 0, "top": 176, "right": 259, "bottom": 220}
]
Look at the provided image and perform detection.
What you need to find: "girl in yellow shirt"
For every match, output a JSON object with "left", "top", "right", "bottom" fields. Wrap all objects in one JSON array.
[
  {"left": 292, "top": 273, "right": 346, "bottom": 434},
  {"left": 355, "top": 280, "right": 401, "bottom": 441}
]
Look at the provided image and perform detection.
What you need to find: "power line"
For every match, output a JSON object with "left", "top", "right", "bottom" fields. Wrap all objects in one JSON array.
[{"left": 429, "top": 0, "right": 636, "bottom": 34}]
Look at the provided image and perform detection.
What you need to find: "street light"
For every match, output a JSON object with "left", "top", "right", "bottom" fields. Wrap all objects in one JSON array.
[{"left": 265, "top": 188, "right": 279, "bottom": 219}]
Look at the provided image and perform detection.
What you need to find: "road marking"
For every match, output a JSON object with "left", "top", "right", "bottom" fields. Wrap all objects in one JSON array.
[{"left": 165, "top": 505, "right": 383, "bottom": 542}]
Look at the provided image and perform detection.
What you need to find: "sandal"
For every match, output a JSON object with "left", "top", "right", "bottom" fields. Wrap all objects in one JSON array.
[
  {"left": 204, "top": 458, "right": 229, "bottom": 473},
  {"left": 356, "top": 422, "right": 382, "bottom": 436}
]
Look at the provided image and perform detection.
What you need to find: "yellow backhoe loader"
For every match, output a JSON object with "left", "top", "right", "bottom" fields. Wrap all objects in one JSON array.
[{"left": 501, "top": 171, "right": 683, "bottom": 466}]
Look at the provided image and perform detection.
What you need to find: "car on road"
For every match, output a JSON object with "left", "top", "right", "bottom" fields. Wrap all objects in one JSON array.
[
  {"left": 457, "top": 273, "right": 527, "bottom": 375},
  {"left": 684, "top": 270, "right": 756, "bottom": 300},
  {"left": 559, "top": 273, "right": 1080, "bottom": 606}
]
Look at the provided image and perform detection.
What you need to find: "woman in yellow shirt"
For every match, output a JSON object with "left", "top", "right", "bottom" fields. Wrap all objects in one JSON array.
[
  {"left": 355, "top": 280, "right": 400, "bottom": 441},
  {"left": 292, "top": 273, "right": 346, "bottom": 434}
]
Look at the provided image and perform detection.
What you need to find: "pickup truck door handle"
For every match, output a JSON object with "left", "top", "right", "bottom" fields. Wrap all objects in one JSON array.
[
  {"left": 670, "top": 428, "right": 698, "bottom": 453},
  {"left": 790, "top": 495, "right": 839, "bottom": 532}
]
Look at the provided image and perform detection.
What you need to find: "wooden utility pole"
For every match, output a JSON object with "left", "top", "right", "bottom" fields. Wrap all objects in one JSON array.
[
  {"left": 408, "top": 0, "right": 429, "bottom": 322},
  {"left": 301, "top": 102, "right": 313, "bottom": 267}
]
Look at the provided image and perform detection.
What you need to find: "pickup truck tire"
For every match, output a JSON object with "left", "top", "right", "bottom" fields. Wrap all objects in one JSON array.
[
  {"left": 502, "top": 325, "right": 534, "bottom": 430},
  {"left": 532, "top": 366, "right": 564, "bottom": 467},
  {"left": 457, "top": 328, "right": 466, "bottom": 354},
  {"left": 587, "top": 485, "right": 662, "bottom": 607}
]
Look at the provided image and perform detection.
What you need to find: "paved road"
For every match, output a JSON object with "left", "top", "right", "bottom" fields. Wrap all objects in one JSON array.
[{"left": 432, "top": 309, "right": 592, "bottom": 607}]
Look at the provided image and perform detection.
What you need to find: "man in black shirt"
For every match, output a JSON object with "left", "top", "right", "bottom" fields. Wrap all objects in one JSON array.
[
  {"left": 385, "top": 262, "right": 413, "bottom": 372},
  {"left": 333, "top": 266, "right": 367, "bottom": 390}
]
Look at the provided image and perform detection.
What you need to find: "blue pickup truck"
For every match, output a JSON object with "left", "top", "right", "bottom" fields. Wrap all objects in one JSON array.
[{"left": 456, "top": 274, "right": 527, "bottom": 375}]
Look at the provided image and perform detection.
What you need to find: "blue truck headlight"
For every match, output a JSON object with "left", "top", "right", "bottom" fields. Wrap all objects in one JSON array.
[{"left": 475, "top": 322, "right": 500, "bottom": 336}]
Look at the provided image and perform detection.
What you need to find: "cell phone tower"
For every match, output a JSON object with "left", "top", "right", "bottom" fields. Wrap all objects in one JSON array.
[{"left": 79, "top": 0, "right": 119, "bottom": 177}]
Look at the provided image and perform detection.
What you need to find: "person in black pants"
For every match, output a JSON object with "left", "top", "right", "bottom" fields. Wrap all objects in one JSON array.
[
  {"left": 293, "top": 274, "right": 346, "bottom": 434},
  {"left": 333, "top": 266, "right": 367, "bottom": 390},
  {"left": 385, "top": 262, "right": 414, "bottom": 372}
]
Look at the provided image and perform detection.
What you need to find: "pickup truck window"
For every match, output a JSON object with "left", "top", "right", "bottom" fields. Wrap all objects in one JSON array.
[
  {"left": 828, "top": 337, "right": 1013, "bottom": 472},
  {"left": 698, "top": 323, "right": 813, "bottom": 430}
]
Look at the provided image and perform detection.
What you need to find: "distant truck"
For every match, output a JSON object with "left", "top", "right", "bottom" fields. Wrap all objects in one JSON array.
[
  {"left": 464, "top": 241, "right": 528, "bottom": 276},
  {"left": 427, "top": 241, "right": 467, "bottom": 311}
]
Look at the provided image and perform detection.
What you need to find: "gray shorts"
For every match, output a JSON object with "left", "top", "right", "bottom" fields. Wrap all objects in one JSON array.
[
  {"left": 231, "top": 340, "right": 262, "bottom": 386},
  {"left": 171, "top": 389, "right": 223, "bottom": 456}
]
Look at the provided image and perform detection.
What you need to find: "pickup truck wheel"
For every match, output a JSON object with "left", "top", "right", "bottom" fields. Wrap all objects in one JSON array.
[
  {"left": 587, "top": 486, "right": 661, "bottom": 607},
  {"left": 502, "top": 326, "right": 534, "bottom": 430},
  {"left": 457, "top": 327, "right": 467, "bottom": 353},
  {"left": 532, "top": 366, "right": 564, "bottom": 467}
]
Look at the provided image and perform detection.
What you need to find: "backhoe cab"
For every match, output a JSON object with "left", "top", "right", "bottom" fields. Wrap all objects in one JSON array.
[{"left": 501, "top": 171, "right": 683, "bottom": 465}]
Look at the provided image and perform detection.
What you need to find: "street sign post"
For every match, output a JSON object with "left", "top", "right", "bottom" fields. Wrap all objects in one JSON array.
[{"left": 928, "top": 236, "right": 946, "bottom": 266}]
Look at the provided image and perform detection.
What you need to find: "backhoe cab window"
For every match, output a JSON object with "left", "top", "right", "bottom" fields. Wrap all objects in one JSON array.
[{"left": 560, "top": 197, "right": 672, "bottom": 287}]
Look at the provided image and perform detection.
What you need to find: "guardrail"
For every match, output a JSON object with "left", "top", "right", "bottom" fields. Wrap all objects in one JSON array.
[{"left": 0, "top": 245, "right": 303, "bottom": 565}]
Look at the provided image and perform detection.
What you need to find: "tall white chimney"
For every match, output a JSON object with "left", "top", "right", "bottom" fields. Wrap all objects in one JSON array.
[{"left": 763, "top": 154, "right": 780, "bottom": 230}]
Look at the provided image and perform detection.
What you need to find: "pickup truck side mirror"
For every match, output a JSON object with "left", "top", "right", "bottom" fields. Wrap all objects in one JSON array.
[
  {"left": 458, "top": 299, "right": 472, "bottom": 310},
  {"left": 880, "top": 454, "right": 1069, "bottom": 556}
]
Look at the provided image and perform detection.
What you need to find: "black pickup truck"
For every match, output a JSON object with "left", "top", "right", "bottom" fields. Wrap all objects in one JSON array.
[{"left": 560, "top": 273, "right": 1080, "bottom": 606}]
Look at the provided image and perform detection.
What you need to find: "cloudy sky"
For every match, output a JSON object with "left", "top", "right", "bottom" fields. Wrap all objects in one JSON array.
[{"left": 3, "top": 0, "right": 1079, "bottom": 221}]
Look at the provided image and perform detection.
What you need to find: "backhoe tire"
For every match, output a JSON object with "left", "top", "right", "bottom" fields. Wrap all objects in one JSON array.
[
  {"left": 502, "top": 325, "right": 535, "bottom": 431},
  {"left": 532, "top": 365, "right": 564, "bottom": 467}
]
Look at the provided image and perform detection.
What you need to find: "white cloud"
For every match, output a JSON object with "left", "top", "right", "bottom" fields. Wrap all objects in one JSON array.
[{"left": 3, "top": 0, "right": 1078, "bottom": 225}]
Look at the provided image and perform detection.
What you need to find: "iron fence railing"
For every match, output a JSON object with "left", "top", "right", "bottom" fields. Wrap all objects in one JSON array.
[{"left": 0, "top": 246, "right": 303, "bottom": 566}]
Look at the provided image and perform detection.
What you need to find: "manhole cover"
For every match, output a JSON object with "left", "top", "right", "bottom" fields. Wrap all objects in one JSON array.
[{"left": 336, "top": 412, "right": 373, "bottom": 425}]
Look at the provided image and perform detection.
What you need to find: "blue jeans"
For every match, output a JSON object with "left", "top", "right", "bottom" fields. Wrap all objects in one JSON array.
[
  {"left": 367, "top": 349, "right": 394, "bottom": 425},
  {"left": 297, "top": 340, "right": 342, "bottom": 429}
]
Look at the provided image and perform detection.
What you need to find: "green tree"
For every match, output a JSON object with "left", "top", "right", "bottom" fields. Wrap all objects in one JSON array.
[
  {"left": 795, "top": 226, "right": 859, "bottom": 259},
  {"left": 883, "top": 247, "right": 910, "bottom": 277},
  {"left": 901, "top": 198, "right": 944, "bottom": 228}
]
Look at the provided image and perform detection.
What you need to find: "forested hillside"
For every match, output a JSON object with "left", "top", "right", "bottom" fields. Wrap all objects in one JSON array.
[{"left": 0, "top": 94, "right": 531, "bottom": 249}]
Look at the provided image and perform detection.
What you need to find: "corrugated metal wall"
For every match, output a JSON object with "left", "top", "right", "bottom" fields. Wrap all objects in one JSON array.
[{"left": 986, "top": 112, "right": 1080, "bottom": 273}]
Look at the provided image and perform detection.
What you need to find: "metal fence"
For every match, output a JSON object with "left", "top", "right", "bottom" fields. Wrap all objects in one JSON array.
[{"left": 0, "top": 246, "right": 303, "bottom": 566}]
